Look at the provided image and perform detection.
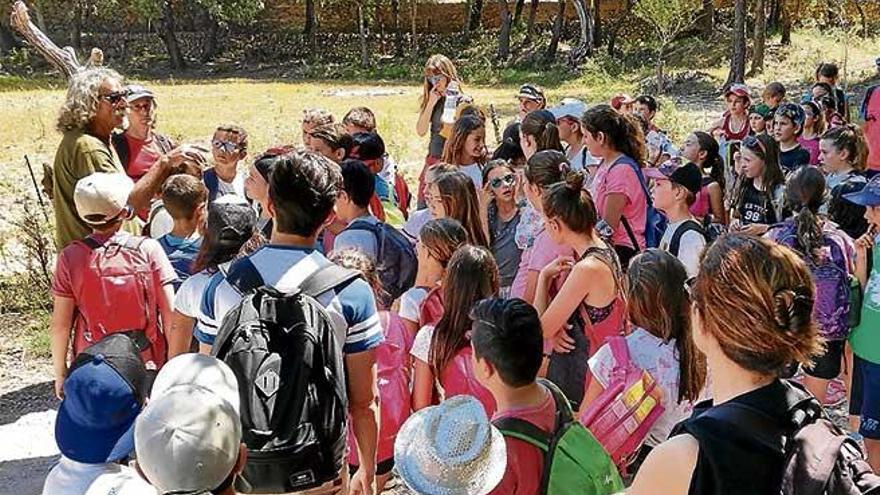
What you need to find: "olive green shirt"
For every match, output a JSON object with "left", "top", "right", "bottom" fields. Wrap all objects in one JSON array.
[{"left": 52, "top": 129, "right": 123, "bottom": 248}]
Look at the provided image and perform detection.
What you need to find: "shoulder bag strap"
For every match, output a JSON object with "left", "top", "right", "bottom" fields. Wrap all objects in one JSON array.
[
  {"left": 299, "top": 263, "right": 362, "bottom": 299},
  {"left": 669, "top": 220, "right": 705, "bottom": 257}
]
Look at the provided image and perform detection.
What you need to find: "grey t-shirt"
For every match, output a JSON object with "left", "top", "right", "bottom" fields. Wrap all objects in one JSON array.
[
  {"left": 489, "top": 204, "right": 523, "bottom": 287},
  {"left": 428, "top": 98, "right": 446, "bottom": 159}
]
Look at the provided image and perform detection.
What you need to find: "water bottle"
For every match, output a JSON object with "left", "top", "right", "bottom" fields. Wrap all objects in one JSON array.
[{"left": 441, "top": 81, "right": 460, "bottom": 125}]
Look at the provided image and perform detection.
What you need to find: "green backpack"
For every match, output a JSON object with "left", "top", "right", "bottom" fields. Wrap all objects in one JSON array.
[{"left": 493, "top": 379, "right": 624, "bottom": 495}]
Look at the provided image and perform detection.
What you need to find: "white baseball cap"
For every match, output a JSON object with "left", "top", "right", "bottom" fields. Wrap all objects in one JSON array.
[
  {"left": 135, "top": 386, "right": 242, "bottom": 495},
  {"left": 73, "top": 172, "right": 134, "bottom": 225},
  {"left": 394, "top": 395, "right": 506, "bottom": 495},
  {"left": 549, "top": 98, "right": 588, "bottom": 121},
  {"left": 150, "top": 354, "right": 240, "bottom": 414}
]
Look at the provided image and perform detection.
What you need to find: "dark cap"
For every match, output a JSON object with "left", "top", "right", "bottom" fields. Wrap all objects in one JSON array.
[
  {"left": 56, "top": 334, "right": 149, "bottom": 463},
  {"left": 349, "top": 132, "right": 386, "bottom": 161},
  {"left": 844, "top": 175, "right": 880, "bottom": 207},
  {"left": 645, "top": 159, "right": 703, "bottom": 195},
  {"left": 517, "top": 84, "right": 545, "bottom": 103},
  {"left": 207, "top": 196, "right": 257, "bottom": 245}
]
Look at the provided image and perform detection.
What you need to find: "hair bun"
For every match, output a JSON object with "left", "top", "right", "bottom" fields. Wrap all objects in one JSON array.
[
  {"left": 563, "top": 168, "right": 585, "bottom": 192},
  {"left": 772, "top": 288, "right": 813, "bottom": 333}
]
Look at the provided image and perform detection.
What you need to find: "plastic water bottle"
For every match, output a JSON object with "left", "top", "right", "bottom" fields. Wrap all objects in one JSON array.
[{"left": 441, "top": 81, "right": 460, "bottom": 125}]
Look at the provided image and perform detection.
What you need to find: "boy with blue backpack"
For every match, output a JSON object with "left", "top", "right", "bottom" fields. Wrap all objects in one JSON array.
[
  {"left": 157, "top": 174, "right": 206, "bottom": 290},
  {"left": 470, "top": 298, "right": 623, "bottom": 494},
  {"left": 333, "top": 159, "right": 417, "bottom": 309}
]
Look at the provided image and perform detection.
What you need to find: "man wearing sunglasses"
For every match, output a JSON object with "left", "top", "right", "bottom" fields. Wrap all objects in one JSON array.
[{"left": 52, "top": 68, "right": 207, "bottom": 249}]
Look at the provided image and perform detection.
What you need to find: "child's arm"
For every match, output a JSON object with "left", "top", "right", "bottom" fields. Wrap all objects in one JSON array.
[
  {"left": 412, "top": 359, "right": 435, "bottom": 412},
  {"left": 168, "top": 311, "right": 195, "bottom": 359},
  {"left": 157, "top": 283, "right": 175, "bottom": 358},
  {"left": 536, "top": 256, "right": 579, "bottom": 340},
  {"left": 707, "top": 182, "right": 727, "bottom": 225},
  {"left": 50, "top": 296, "right": 76, "bottom": 399},
  {"left": 855, "top": 235, "right": 872, "bottom": 289}
]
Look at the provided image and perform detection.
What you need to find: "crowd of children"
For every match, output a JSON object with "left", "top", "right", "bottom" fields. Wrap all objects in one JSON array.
[{"left": 43, "top": 54, "right": 880, "bottom": 495}]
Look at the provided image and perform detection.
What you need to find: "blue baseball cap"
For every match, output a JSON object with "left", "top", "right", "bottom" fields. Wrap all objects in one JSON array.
[
  {"left": 844, "top": 175, "right": 880, "bottom": 207},
  {"left": 55, "top": 334, "right": 149, "bottom": 464}
]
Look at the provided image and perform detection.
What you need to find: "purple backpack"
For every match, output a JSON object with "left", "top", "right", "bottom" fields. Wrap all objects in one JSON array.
[{"left": 772, "top": 222, "right": 853, "bottom": 340}]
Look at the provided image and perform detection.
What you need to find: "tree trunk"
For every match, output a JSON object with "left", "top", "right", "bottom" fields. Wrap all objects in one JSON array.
[
  {"left": 850, "top": 0, "right": 868, "bottom": 38},
  {"left": 467, "top": 0, "right": 484, "bottom": 32},
  {"left": 781, "top": 0, "right": 792, "bottom": 45},
  {"left": 525, "top": 0, "right": 538, "bottom": 43},
  {"left": 698, "top": 0, "right": 714, "bottom": 37},
  {"left": 160, "top": 0, "right": 186, "bottom": 70},
  {"left": 304, "top": 0, "right": 317, "bottom": 34},
  {"left": 497, "top": 0, "right": 512, "bottom": 60},
  {"left": 605, "top": 0, "right": 634, "bottom": 56},
  {"left": 545, "top": 0, "right": 565, "bottom": 63},
  {"left": 594, "top": 0, "right": 602, "bottom": 46},
  {"left": 358, "top": 4, "right": 370, "bottom": 67},
  {"left": 0, "top": 21, "right": 20, "bottom": 55},
  {"left": 513, "top": 0, "right": 526, "bottom": 25},
  {"left": 69, "top": 1, "right": 82, "bottom": 55},
  {"left": 29, "top": 0, "right": 47, "bottom": 34},
  {"left": 750, "top": 0, "right": 766, "bottom": 75},
  {"left": 570, "top": 0, "right": 592, "bottom": 63},
  {"left": 200, "top": 10, "right": 221, "bottom": 63},
  {"left": 391, "top": 0, "right": 403, "bottom": 56},
  {"left": 657, "top": 43, "right": 666, "bottom": 92},
  {"left": 726, "top": 0, "right": 747, "bottom": 85},
  {"left": 411, "top": 0, "right": 418, "bottom": 54}
]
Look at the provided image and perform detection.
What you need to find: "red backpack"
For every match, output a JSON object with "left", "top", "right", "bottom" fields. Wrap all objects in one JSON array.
[
  {"left": 418, "top": 285, "right": 444, "bottom": 328},
  {"left": 71, "top": 235, "right": 165, "bottom": 369},
  {"left": 438, "top": 346, "right": 497, "bottom": 416}
]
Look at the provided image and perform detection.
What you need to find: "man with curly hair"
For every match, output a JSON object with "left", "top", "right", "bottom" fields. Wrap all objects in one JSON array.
[{"left": 52, "top": 68, "right": 204, "bottom": 248}]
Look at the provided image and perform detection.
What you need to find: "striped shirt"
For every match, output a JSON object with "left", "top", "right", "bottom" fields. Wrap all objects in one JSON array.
[{"left": 196, "top": 245, "right": 383, "bottom": 354}]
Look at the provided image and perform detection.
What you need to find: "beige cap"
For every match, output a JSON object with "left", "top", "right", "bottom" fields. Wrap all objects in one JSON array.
[{"left": 73, "top": 172, "right": 134, "bottom": 225}]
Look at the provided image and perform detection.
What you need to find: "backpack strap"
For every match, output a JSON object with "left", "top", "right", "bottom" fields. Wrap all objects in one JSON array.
[
  {"left": 299, "top": 263, "right": 361, "bottom": 299},
  {"left": 111, "top": 132, "right": 130, "bottom": 172},
  {"left": 669, "top": 220, "right": 706, "bottom": 257},
  {"left": 79, "top": 236, "right": 103, "bottom": 250},
  {"left": 493, "top": 416, "right": 551, "bottom": 453},
  {"left": 224, "top": 258, "right": 265, "bottom": 295},
  {"left": 620, "top": 217, "right": 641, "bottom": 253},
  {"left": 345, "top": 219, "right": 385, "bottom": 259},
  {"left": 204, "top": 168, "right": 220, "bottom": 203},
  {"left": 607, "top": 336, "right": 631, "bottom": 380}
]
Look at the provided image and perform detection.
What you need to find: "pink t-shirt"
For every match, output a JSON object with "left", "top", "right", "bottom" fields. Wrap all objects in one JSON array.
[
  {"left": 592, "top": 156, "right": 647, "bottom": 250},
  {"left": 509, "top": 229, "right": 573, "bottom": 299},
  {"left": 798, "top": 136, "right": 821, "bottom": 165},
  {"left": 489, "top": 384, "right": 556, "bottom": 495}
]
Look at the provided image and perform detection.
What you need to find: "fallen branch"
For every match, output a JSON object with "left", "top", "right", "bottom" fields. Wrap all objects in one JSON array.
[{"left": 9, "top": 0, "right": 103, "bottom": 79}]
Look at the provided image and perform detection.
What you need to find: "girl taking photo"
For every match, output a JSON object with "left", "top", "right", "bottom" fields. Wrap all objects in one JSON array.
[{"left": 415, "top": 54, "right": 462, "bottom": 205}]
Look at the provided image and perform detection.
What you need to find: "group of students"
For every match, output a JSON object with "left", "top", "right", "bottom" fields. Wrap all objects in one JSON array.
[{"left": 44, "top": 53, "right": 880, "bottom": 495}]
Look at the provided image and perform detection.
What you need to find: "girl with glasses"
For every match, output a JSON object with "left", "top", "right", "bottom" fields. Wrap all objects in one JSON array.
[{"left": 479, "top": 160, "right": 523, "bottom": 297}]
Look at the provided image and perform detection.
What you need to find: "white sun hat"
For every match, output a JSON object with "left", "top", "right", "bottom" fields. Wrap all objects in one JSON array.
[{"left": 394, "top": 395, "right": 507, "bottom": 495}]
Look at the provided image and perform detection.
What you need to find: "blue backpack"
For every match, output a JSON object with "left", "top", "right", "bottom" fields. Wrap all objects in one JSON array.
[
  {"left": 346, "top": 220, "right": 417, "bottom": 308},
  {"left": 157, "top": 235, "right": 202, "bottom": 290},
  {"left": 611, "top": 157, "right": 667, "bottom": 249}
]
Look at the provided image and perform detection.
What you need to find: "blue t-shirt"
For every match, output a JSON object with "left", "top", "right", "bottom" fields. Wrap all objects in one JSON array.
[
  {"left": 196, "top": 245, "right": 383, "bottom": 354},
  {"left": 157, "top": 233, "right": 202, "bottom": 289}
]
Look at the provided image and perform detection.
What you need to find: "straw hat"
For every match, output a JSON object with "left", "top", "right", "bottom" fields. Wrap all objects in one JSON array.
[{"left": 394, "top": 395, "right": 507, "bottom": 495}]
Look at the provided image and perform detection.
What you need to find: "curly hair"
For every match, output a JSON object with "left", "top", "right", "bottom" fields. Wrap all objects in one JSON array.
[{"left": 56, "top": 67, "right": 124, "bottom": 133}]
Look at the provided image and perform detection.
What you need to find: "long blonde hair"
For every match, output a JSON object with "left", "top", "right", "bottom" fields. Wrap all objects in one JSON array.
[{"left": 419, "top": 54, "right": 460, "bottom": 112}]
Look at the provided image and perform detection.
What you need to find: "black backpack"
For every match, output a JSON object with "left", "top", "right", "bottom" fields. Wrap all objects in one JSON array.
[
  {"left": 211, "top": 261, "right": 360, "bottom": 494},
  {"left": 704, "top": 381, "right": 880, "bottom": 495},
  {"left": 668, "top": 219, "right": 707, "bottom": 258},
  {"left": 346, "top": 219, "right": 417, "bottom": 308}
]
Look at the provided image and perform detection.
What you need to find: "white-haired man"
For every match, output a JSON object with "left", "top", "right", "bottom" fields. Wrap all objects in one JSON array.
[{"left": 52, "top": 68, "right": 203, "bottom": 248}]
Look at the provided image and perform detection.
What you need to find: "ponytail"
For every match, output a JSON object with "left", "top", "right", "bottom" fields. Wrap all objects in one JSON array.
[
  {"left": 694, "top": 131, "right": 725, "bottom": 189},
  {"left": 821, "top": 124, "right": 868, "bottom": 172},
  {"left": 785, "top": 166, "right": 826, "bottom": 261}
]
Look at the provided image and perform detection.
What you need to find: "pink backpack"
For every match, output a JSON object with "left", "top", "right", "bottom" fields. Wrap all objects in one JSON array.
[
  {"left": 579, "top": 336, "right": 664, "bottom": 470},
  {"left": 348, "top": 311, "right": 413, "bottom": 464},
  {"left": 438, "top": 346, "right": 497, "bottom": 416},
  {"left": 71, "top": 235, "right": 165, "bottom": 369}
]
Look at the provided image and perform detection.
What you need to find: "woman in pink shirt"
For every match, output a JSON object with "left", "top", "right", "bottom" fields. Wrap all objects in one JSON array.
[
  {"left": 509, "top": 150, "right": 575, "bottom": 303},
  {"left": 582, "top": 104, "right": 649, "bottom": 267},
  {"left": 534, "top": 169, "right": 627, "bottom": 406}
]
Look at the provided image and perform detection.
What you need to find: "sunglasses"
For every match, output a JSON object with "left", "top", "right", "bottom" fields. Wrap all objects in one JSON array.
[
  {"left": 427, "top": 75, "right": 442, "bottom": 87},
  {"left": 100, "top": 90, "right": 130, "bottom": 105},
  {"left": 489, "top": 174, "right": 516, "bottom": 189},
  {"left": 742, "top": 135, "right": 766, "bottom": 155},
  {"left": 213, "top": 139, "right": 240, "bottom": 153}
]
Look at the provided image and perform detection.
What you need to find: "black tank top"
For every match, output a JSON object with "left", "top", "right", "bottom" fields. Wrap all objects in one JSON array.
[{"left": 671, "top": 379, "right": 790, "bottom": 495}]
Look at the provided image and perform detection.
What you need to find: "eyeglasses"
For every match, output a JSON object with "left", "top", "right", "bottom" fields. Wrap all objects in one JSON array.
[
  {"left": 742, "top": 135, "right": 766, "bottom": 155},
  {"left": 100, "top": 90, "right": 130, "bottom": 105},
  {"left": 213, "top": 139, "right": 240, "bottom": 153},
  {"left": 489, "top": 174, "right": 515, "bottom": 189}
]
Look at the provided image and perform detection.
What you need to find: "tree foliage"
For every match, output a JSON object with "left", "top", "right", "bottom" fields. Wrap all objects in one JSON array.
[{"left": 633, "top": 0, "right": 701, "bottom": 90}]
